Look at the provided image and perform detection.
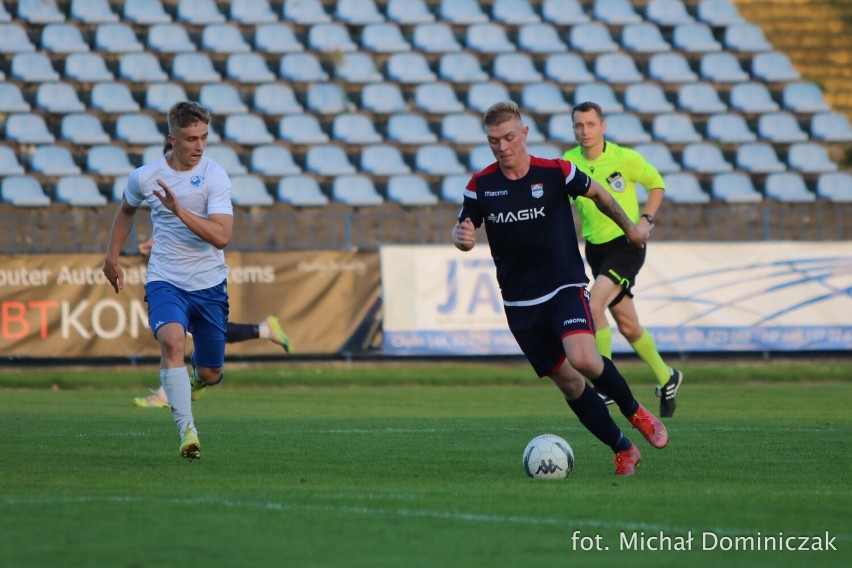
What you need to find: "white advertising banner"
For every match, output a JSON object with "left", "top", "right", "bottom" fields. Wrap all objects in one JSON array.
[{"left": 380, "top": 243, "right": 852, "bottom": 355}]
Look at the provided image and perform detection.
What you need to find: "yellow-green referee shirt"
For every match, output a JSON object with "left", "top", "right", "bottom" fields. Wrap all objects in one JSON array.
[{"left": 562, "top": 142, "right": 665, "bottom": 245}]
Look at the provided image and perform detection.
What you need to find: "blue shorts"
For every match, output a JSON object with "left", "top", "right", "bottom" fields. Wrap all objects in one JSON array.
[
  {"left": 504, "top": 286, "right": 595, "bottom": 378},
  {"left": 144, "top": 280, "right": 229, "bottom": 369}
]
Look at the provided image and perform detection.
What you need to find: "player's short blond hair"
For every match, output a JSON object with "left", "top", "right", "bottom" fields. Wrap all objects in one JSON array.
[
  {"left": 483, "top": 101, "right": 523, "bottom": 129},
  {"left": 167, "top": 101, "right": 211, "bottom": 135}
]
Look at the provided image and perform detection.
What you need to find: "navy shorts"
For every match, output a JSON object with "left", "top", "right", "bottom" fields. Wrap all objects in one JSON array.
[
  {"left": 144, "top": 280, "right": 229, "bottom": 369},
  {"left": 585, "top": 236, "right": 646, "bottom": 306},
  {"left": 504, "top": 286, "right": 595, "bottom": 378}
]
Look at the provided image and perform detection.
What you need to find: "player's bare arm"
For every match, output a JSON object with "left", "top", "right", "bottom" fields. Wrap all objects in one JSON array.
[
  {"left": 585, "top": 180, "right": 650, "bottom": 247},
  {"left": 102, "top": 196, "right": 139, "bottom": 293},
  {"left": 452, "top": 217, "right": 476, "bottom": 251},
  {"left": 153, "top": 179, "right": 233, "bottom": 249}
]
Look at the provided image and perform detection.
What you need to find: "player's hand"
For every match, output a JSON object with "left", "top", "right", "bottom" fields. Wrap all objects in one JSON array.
[
  {"left": 452, "top": 217, "right": 476, "bottom": 251},
  {"left": 137, "top": 238, "right": 153, "bottom": 258},
  {"left": 102, "top": 259, "right": 124, "bottom": 294},
  {"left": 626, "top": 223, "right": 651, "bottom": 248},
  {"left": 152, "top": 179, "right": 181, "bottom": 216}
]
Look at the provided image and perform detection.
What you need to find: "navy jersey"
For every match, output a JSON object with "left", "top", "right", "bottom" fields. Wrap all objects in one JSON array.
[{"left": 459, "top": 156, "right": 592, "bottom": 305}]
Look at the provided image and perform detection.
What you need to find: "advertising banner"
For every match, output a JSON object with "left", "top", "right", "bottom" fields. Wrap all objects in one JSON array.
[{"left": 380, "top": 243, "right": 852, "bottom": 355}]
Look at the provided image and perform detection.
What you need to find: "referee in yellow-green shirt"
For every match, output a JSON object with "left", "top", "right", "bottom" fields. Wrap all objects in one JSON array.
[{"left": 563, "top": 101, "right": 683, "bottom": 417}]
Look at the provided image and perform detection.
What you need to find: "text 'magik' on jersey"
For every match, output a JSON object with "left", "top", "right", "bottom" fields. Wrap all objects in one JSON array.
[{"left": 458, "top": 156, "right": 592, "bottom": 305}]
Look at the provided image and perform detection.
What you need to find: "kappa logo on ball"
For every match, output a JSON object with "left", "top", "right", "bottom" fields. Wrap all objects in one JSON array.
[{"left": 190, "top": 176, "right": 204, "bottom": 187}]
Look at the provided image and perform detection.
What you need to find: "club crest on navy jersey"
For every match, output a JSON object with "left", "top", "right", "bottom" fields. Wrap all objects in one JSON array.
[
  {"left": 531, "top": 183, "right": 543, "bottom": 198},
  {"left": 606, "top": 172, "right": 626, "bottom": 192}
]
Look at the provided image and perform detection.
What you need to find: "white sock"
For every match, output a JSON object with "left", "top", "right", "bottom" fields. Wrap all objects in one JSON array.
[{"left": 160, "top": 367, "right": 195, "bottom": 436}]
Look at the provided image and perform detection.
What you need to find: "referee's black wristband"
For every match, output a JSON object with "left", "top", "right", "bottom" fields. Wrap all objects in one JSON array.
[{"left": 641, "top": 214, "right": 655, "bottom": 224}]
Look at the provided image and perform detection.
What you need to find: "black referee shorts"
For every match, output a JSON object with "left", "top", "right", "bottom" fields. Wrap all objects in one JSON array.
[{"left": 584, "top": 235, "right": 647, "bottom": 307}]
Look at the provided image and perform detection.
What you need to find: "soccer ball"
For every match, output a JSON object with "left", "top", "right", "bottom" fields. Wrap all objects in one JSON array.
[{"left": 522, "top": 434, "right": 574, "bottom": 479}]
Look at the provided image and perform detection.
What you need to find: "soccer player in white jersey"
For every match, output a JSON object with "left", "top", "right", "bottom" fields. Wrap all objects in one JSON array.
[{"left": 103, "top": 101, "right": 233, "bottom": 461}]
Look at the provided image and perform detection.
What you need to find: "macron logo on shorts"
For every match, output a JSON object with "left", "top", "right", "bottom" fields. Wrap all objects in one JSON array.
[{"left": 563, "top": 318, "right": 587, "bottom": 326}]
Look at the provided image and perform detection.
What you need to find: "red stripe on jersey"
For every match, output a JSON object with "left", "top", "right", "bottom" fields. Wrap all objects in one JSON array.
[
  {"left": 529, "top": 156, "right": 575, "bottom": 179},
  {"left": 466, "top": 162, "right": 501, "bottom": 191}
]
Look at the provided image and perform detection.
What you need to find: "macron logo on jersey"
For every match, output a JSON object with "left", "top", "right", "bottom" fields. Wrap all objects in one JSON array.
[
  {"left": 484, "top": 189, "right": 509, "bottom": 197},
  {"left": 487, "top": 207, "right": 545, "bottom": 224}
]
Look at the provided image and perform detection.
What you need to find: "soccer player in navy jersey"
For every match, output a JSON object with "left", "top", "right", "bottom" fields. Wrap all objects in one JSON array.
[{"left": 451, "top": 102, "right": 668, "bottom": 475}]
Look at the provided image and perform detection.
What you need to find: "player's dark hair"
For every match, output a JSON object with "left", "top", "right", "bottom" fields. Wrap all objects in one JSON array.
[
  {"left": 572, "top": 101, "right": 604, "bottom": 122},
  {"left": 483, "top": 101, "right": 523, "bottom": 129},
  {"left": 167, "top": 101, "right": 211, "bottom": 135}
]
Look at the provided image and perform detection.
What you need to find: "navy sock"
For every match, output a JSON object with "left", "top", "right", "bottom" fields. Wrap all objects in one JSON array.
[
  {"left": 591, "top": 357, "right": 639, "bottom": 418},
  {"left": 566, "top": 384, "right": 632, "bottom": 453},
  {"left": 226, "top": 322, "right": 260, "bottom": 343}
]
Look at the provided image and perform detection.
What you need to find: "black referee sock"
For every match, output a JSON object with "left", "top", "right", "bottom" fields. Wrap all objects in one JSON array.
[
  {"left": 591, "top": 356, "right": 639, "bottom": 418},
  {"left": 566, "top": 384, "right": 631, "bottom": 453},
  {"left": 225, "top": 322, "right": 260, "bottom": 343}
]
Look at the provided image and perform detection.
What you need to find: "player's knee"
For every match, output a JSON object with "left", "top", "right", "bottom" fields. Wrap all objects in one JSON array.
[
  {"left": 197, "top": 366, "right": 224, "bottom": 385},
  {"left": 617, "top": 321, "right": 642, "bottom": 342}
]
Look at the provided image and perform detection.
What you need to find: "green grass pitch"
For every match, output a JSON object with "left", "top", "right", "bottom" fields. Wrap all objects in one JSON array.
[{"left": 1, "top": 360, "right": 849, "bottom": 568}]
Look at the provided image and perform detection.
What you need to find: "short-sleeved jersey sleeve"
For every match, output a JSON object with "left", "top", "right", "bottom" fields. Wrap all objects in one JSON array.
[
  {"left": 205, "top": 163, "right": 233, "bottom": 216},
  {"left": 458, "top": 174, "right": 484, "bottom": 228},
  {"left": 124, "top": 169, "right": 144, "bottom": 208},
  {"left": 560, "top": 158, "right": 592, "bottom": 199},
  {"left": 625, "top": 148, "right": 665, "bottom": 191}
]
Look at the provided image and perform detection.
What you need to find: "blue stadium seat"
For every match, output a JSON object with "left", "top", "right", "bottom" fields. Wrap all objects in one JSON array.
[
  {"left": 335, "top": 52, "right": 384, "bottom": 83},
  {"left": 573, "top": 83, "right": 623, "bottom": 113},
  {"left": 816, "top": 173, "right": 852, "bottom": 202},
  {"left": 706, "top": 113, "right": 757, "bottom": 144},
  {"left": 625, "top": 83, "right": 675, "bottom": 114},
  {"left": 468, "top": 144, "right": 493, "bottom": 172},
  {"left": 729, "top": 82, "right": 780, "bottom": 114},
  {"left": 752, "top": 52, "right": 800, "bottom": 83},
  {"left": 116, "top": 114, "right": 165, "bottom": 146},
  {"left": 634, "top": 143, "right": 681, "bottom": 174},
  {"left": 757, "top": 112, "right": 808, "bottom": 143},
  {"left": 542, "top": 0, "right": 590, "bottom": 25},
  {"left": 621, "top": 23, "right": 671, "bottom": 54},
  {"left": 441, "top": 113, "right": 485, "bottom": 145},
  {"left": 764, "top": 172, "right": 815, "bottom": 202},
  {"left": 279, "top": 115, "right": 330, "bottom": 145},
  {"left": 230, "top": 0, "right": 277, "bottom": 24},
  {"left": 711, "top": 172, "right": 763, "bottom": 203},
  {"left": 724, "top": 23, "right": 772, "bottom": 53},
  {"left": 681, "top": 143, "right": 733, "bottom": 174},
  {"left": 362, "top": 23, "right": 411, "bottom": 53},
  {"left": 361, "top": 145, "right": 412, "bottom": 176},
  {"left": 672, "top": 23, "right": 721, "bottom": 53},
  {"left": 677, "top": 83, "right": 727, "bottom": 114},
  {"left": 362, "top": 83, "right": 407, "bottom": 114},
  {"left": 389, "top": 52, "right": 439, "bottom": 84},
  {"left": 252, "top": 146, "right": 302, "bottom": 177},
  {"left": 412, "top": 23, "right": 462, "bottom": 53},
  {"left": 199, "top": 84, "right": 248, "bottom": 115},
  {"left": 204, "top": 145, "right": 248, "bottom": 176},
  {"left": 441, "top": 174, "right": 470, "bottom": 203},
  {"left": 661, "top": 173, "right": 710, "bottom": 204},
  {"left": 0, "top": 23, "right": 36, "bottom": 53},
  {"left": 648, "top": 52, "right": 698, "bottom": 84},
  {"left": 202, "top": 24, "right": 251, "bottom": 54},
  {"left": 1, "top": 176, "right": 51, "bottom": 207},
  {"left": 333, "top": 113, "right": 383, "bottom": 145},
  {"left": 306, "top": 83, "right": 351, "bottom": 115},
  {"left": 493, "top": 0, "right": 541, "bottom": 25},
  {"left": 280, "top": 53, "right": 329, "bottom": 82},
  {"left": 336, "top": 0, "right": 385, "bottom": 25},
  {"left": 254, "top": 24, "right": 304, "bottom": 54},
  {"left": 171, "top": 53, "right": 222, "bottom": 83},
  {"left": 439, "top": 0, "right": 489, "bottom": 24},
  {"left": 517, "top": 24, "right": 567, "bottom": 54},
  {"left": 35, "top": 82, "right": 85, "bottom": 113},
  {"left": 603, "top": 113, "right": 652, "bottom": 145},
  {"left": 787, "top": 143, "right": 838, "bottom": 174},
  {"left": 31, "top": 145, "right": 81, "bottom": 176},
  {"left": 230, "top": 175, "right": 274, "bottom": 206},
  {"left": 10, "top": 53, "right": 60, "bottom": 83},
  {"left": 254, "top": 84, "right": 303, "bottom": 116},
  {"left": 41, "top": 23, "right": 90, "bottom": 54},
  {"left": 332, "top": 175, "right": 384, "bottom": 206},
  {"left": 437, "top": 53, "right": 488, "bottom": 84},
  {"left": 493, "top": 53, "right": 543, "bottom": 84},
  {"left": 0, "top": 146, "right": 26, "bottom": 176},
  {"left": 697, "top": 0, "right": 744, "bottom": 26},
  {"left": 521, "top": 83, "right": 571, "bottom": 114},
  {"left": 91, "top": 82, "right": 141, "bottom": 113},
  {"left": 119, "top": 53, "right": 169, "bottom": 83},
  {"left": 95, "top": 23, "right": 144, "bottom": 53},
  {"left": 466, "top": 23, "right": 517, "bottom": 54},
  {"left": 595, "top": 53, "right": 644, "bottom": 84},
  {"left": 388, "top": 114, "right": 438, "bottom": 145},
  {"left": 148, "top": 23, "right": 197, "bottom": 53},
  {"left": 56, "top": 175, "right": 108, "bottom": 207},
  {"left": 569, "top": 23, "right": 619, "bottom": 54},
  {"left": 810, "top": 112, "right": 852, "bottom": 143},
  {"left": 5, "top": 113, "right": 55, "bottom": 145},
  {"left": 416, "top": 83, "right": 466, "bottom": 114},
  {"left": 387, "top": 0, "right": 435, "bottom": 24},
  {"left": 18, "top": 0, "right": 65, "bottom": 23},
  {"left": 306, "top": 145, "right": 358, "bottom": 176},
  {"left": 593, "top": 0, "right": 642, "bottom": 25},
  {"left": 735, "top": 143, "right": 786, "bottom": 173},
  {"left": 65, "top": 53, "right": 114, "bottom": 83},
  {"left": 223, "top": 114, "right": 275, "bottom": 146},
  {"left": 699, "top": 52, "right": 749, "bottom": 83},
  {"left": 547, "top": 114, "right": 576, "bottom": 145},
  {"left": 61, "top": 113, "right": 111, "bottom": 145},
  {"left": 123, "top": 0, "right": 171, "bottom": 24},
  {"left": 386, "top": 175, "right": 439, "bottom": 206},
  {"left": 277, "top": 176, "right": 329, "bottom": 207},
  {"left": 226, "top": 53, "right": 276, "bottom": 83},
  {"left": 0, "top": 83, "right": 30, "bottom": 113},
  {"left": 415, "top": 144, "right": 467, "bottom": 175},
  {"left": 308, "top": 23, "right": 358, "bottom": 53},
  {"left": 468, "top": 82, "right": 512, "bottom": 114},
  {"left": 283, "top": 0, "right": 331, "bottom": 24},
  {"left": 70, "top": 0, "right": 119, "bottom": 24},
  {"left": 88, "top": 146, "right": 135, "bottom": 176},
  {"left": 177, "top": 0, "right": 226, "bottom": 25},
  {"left": 782, "top": 82, "right": 831, "bottom": 114},
  {"left": 146, "top": 83, "right": 189, "bottom": 114},
  {"left": 544, "top": 53, "right": 595, "bottom": 84},
  {"left": 652, "top": 113, "right": 703, "bottom": 144},
  {"left": 645, "top": 0, "right": 694, "bottom": 26}
]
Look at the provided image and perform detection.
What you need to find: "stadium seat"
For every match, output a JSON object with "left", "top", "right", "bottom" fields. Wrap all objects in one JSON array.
[
  {"left": 542, "top": 0, "right": 590, "bottom": 25},
  {"left": 35, "top": 82, "right": 85, "bottom": 114},
  {"left": 335, "top": 52, "right": 384, "bottom": 83},
  {"left": 816, "top": 172, "right": 852, "bottom": 202},
  {"left": 517, "top": 23, "right": 567, "bottom": 54},
  {"left": 177, "top": 0, "right": 225, "bottom": 25},
  {"left": 55, "top": 175, "right": 108, "bottom": 207},
  {"left": 141, "top": 144, "right": 163, "bottom": 165},
  {"left": 148, "top": 23, "right": 196, "bottom": 53},
  {"left": 65, "top": 53, "right": 114, "bottom": 83},
  {"left": 41, "top": 23, "right": 90, "bottom": 54},
  {"left": 226, "top": 53, "right": 276, "bottom": 83},
  {"left": 0, "top": 2, "right": 9, "bottom": 22},
  {"left": 677, "top": 83, "right": 727, "bottom": 114},
  {"left": 440, "top": 174, "right": 470, "bottom": 203},
  {"left": 277, "top": 176, "right": 329, "bottom": 207},
  {"left": 61, "top": 113, "right": 111, "bottom": 145},
  {"left": 645, "top": 0, "right": 694, "bottom": 26},
  {"left": 527, "top": 143, "right": 562, "bottom": 159},
  {"left": 111, "top": 176, "right": 129, "bottom": 202},
  {"left": 332, "top": 175, "right": 384, "bottom": 206},
  {"left": 31, "top": 145, "right": 81, "bottom": 176},
  {"left": 593, "top": 0, "right": 642, "bottom": 24},
  {"left": 439, "top": 0, "right": 489, "bottom": 24},
  {"left": 710, "top": 172, "right": 763, "bottom": 203},
  {"left": 0, "top": 23, "right": 36, "bottom": 53},
  {"left": 254, "top": 84, "right": 302, "bottom": 116},
  {"left": 202, "top": 23, "right": 251, "bottom": 54},
  {"left": 224, "top": 115, "right": 274, "bottom": 146},
  {"left": 438, "top": 53, "right": 489, "bottom": 84},
  {"left": 573, "top": 83, "right": 624, "bottom": 113},
  {"left": 707, "top": 113, "right": 757, "bottom": 144},
  {"left": 0, "top": 83, "right": 30, "bottom": 113},
  {"left": 415, "top": 144, "right": 467, "bottom": 175},
  {"left": 123, "top": 0, "right": 171, "bottom": 24},
  {"left": 95, "top": 23, "right": 144, "bottom": 53},
  {"left": 1, "top": 176, "right": 51, "bottom": 207},
  {"left": 782, "top": 83, "right": 831, "bottom": 114},
  {"left": 172, "top": 53, "right": 221, "bottom": 83},
  {"left": 634, "top": 143, "right": 681, "bottom": 174},
  {"left": 764, "top": 172, "right": 815, "bottom": 202},
  {"left": 251, "top": 146, "right": 301, "bottom": 177},
  {"left": 595, "top": 53, "right": 644, "bottom": 85},
  {"left": 333, "top": 114, "right": 383, "bottom": 145},
  {"left": 681, "top": 143, "right": 733, "bottom": 174},
  {"left": 280, "top": 53, "right": 329, "bottom": 82},
  {"left": 306, "top": 83, "right": 351, "bottom": 115},
  {"left": 230, "top": 175, "right": 274, "bottom": 206},
  {"left": 467, "top": 23, "right": 516, "bottom": 54},
  {"left": 416, "top": 83, "right": 466, "bottom": 114},
  {"left": 88, "top": 145, "right": 135, "bottom": 176},
  {"left": 523, "top": 115, "right": 546, "bottom": 143},
  {"left": 204, "top": 145, "right": 248, "bottom": 176},
  {"left": 736, "top": 143, "right": 786, "bottom": 173},
  {"left": 493, "top": 53, "right": 543, "bottom": 84},
  {"left": 361, "top": 145, "right": 412, "bottom": 176},
  {"left": 70, "top": 0, "right": 119, "bottom": 23},
  {"left": 91, "top": 82, "right": 141, "bottom": 113},
  {"left": 230, "top": 0, "right": 277, "bottom": 24},
  {"left": 0, "top": 146, "right": 25, "bottom": 176},
  {"left": 547, "top": 114, "right": 576, "bottom": 145},
  {"left": 361, "top": 83, "right": 407, "bottom": 114},
  {"left": 621, "top": 23, "right": 671, "bottom": 53},
  {"left": 10, "top": 53, "right": 60, "bottom": 83},
  {"left": 724, "top": 23, "right": 772, "bottom": 53},
  {"left": 116, "top": 114, "right": 164, "bottom": 146},
  {"left": 387, "top": 0, "right": 435, "bottom": 24},
  {"left": 757, "top": 112, "right": 808, "bottom": 144},
  {"left": 5, "top": 114, "right": 55, "bottom": 145},
  {"left": 387, "top": 175, "right": 439, "bottom": 206},
  {"left": 468, "top": 144, "right": 494, "bottom": 172},
  {"left": 413, "top": 23, "right": 462, "bottom": 53},
  {"left": 569, "top": 23, "right": 619, "bottom": 54},
  {"left": 254, "top": 24, "right": 304, "bottom": 54},
  {"left": 468, "top": 82, "right": 511, "bottom": 114},
  {"left": 199, "top": 84, "right": 248, "bottom": 115},
  {"left": 119, "top": 53, "right": 169, "bottom": 83},
  {"left": 729, "top": 82, "right": 780, "bottom": 114},
  {"left": 493, "top": 0, "right": 540, "bottom": 24},
  {"left": 17, "top": 0, "right": 65, "bottom": 23},
  {"left": 544, "top": 53, "right": 595, "bottom": 84},
  {"left": 308, "top": 23, "right": 357, "bottom": 53},
  {"left": 661, "top": 173, "right": 710, "bottom": 204},
  {"left": 648, "top": 52, "right": 698, "bottom": 84},
  {"left": 752, "top": 52, "right": 800, "bottom": 83},
  {"left": 625, "top": 83, "right": 674, "bottom": 114},
  {"left": 389, "top": 52, "right": 439, "bottom": 84},
  {"left": 282, "top": 0, "right": 331, "bottom": 24},
  {"left": 697, "top": 0, "right": 744, "bottom": 26},
  {"left": 672, "top": 23, "right": 721, "bottom": 53},
  {"left": 336, "top": 0, "right": 384, "bottom": 24},
  {"left": 521, "top": 83, "right": 571, "bottom": 114},
  {"left": 388, "top": 114, "right": 438, "bottom": 145},
  {"left": 362, "top": 22, "right": 411, "bottom": 53},
  {"left": 787, "top": 143, "right": 838, "bottom": 174},
  {"left": 811, "top": 112, "right": 852, "bottom": 143},
  {"left": 441, "top": 113, "right": 485, "bottom": 145},
  {"left": 306, "top": 145, "right": 357, "bottom": 176},
  {"left": 652, "top": 113, "right": 702, "bottom": 144},
  {"left": 146, "top": 83, "right": 189, "bottom": 114},
  {"left": 604, "top": 113, "right": 652, "bottom": 145},
  {"left": 279, "top": 114, "right": 330, "bottom": 145},
  {"left": 699, "top": 52, "right": 749, "bottom": 83}
]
